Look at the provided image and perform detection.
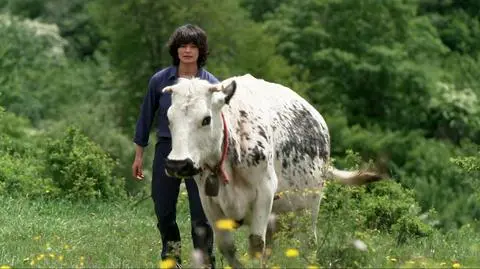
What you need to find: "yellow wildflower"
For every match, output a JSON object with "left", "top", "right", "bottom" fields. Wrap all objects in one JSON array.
[
  {"left": 0, "top": 265, "right": 11, "bottom": 269},
  {"left": 452, "top": 262, "right": 461, "bottom": 269},
  {"left": 158, "top": 258, "right": 176, "bottom": 269},
  {"left": 49, "top": 253, "right": 55, "bottom": 258},
  {"left": 285, "top": 248, "right": 299, "bottom": 258},
  {"left": 215, "top": 219, "right": 237, "bottom": 231},
  {"left": 58, "top": 255, "right": 64, "bottom": 262},
  {"left": 33, "top": 236, "right": 41, "bottom": 241},
  {"left": 36, "top": 254, "right": 45, "bottom": 261}
]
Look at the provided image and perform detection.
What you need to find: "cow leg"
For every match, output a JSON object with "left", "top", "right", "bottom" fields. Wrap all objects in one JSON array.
[
  {"left": 216, "top": 229, "right": 243, "bottom": 269},
  {"left": 265, "top": 214, "right": 276, "bottom": 252},
  {"left": 197, "top": 196, "right": 244, "bottom": 269},
  {"left": 248, "top": 171, "right": 276, "bottom": 264},
  {"left": 309, "top": 193, "right": 321, "bottom": 248}
]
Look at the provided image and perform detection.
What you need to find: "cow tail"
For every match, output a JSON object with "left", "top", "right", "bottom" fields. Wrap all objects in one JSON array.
[{"left": 326, "top": 167, "right": 383, "bottom": 186}]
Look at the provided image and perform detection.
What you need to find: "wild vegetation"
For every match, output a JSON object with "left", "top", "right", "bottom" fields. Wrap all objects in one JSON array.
[{"left": 0, "top": 0, "right": 479, "bottom": 268}]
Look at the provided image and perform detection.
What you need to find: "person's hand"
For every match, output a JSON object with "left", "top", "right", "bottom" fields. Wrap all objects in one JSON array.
[{"left": 132, "top": 157, "right": 144, "bottom": 180}]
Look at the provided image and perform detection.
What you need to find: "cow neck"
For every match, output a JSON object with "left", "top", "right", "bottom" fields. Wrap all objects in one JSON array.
[{"left": 215, "top": 112, "right": 230, "bottom": 184}]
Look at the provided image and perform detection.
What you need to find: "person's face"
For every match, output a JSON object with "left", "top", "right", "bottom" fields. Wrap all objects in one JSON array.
[{"left": 178, "top": 43, "right": 199, "bottom": 65}]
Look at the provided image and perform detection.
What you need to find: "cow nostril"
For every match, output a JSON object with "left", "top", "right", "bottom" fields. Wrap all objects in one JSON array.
[
  {"left": 165, "top": 158, "right": 199, "bottom": 176},
  {"left": 165, "top": 159, "right": 190, "bottom": 172}
]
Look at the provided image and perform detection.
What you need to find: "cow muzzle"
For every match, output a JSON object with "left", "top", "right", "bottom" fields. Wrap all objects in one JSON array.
[{"left": 165, "top": 158, "right": 201, "bottom": 178}]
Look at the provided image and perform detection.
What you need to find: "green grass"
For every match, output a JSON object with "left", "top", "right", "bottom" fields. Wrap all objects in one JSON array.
[{"left": 1, "top": 186, "right": 479, "bottom": 268}]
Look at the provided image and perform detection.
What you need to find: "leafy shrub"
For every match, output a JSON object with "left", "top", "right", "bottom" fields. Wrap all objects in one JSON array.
[
  {"left": 0, "top": 152, "right": 58, "bottom": 198},
  {"left": 0, "top": 106, "right": 57, "bottom": 197},
  {"left": 44, "top": 127, "right": 126, "bottom": 201},
  {"left": 322, "top": 180, "right": 433, "bottom": 240},
  {"left": 41, "top": 88, "right": 153, "bottom": 196},
  {"left": 327, "top": 114, "right": 480, "bottom": 230}
]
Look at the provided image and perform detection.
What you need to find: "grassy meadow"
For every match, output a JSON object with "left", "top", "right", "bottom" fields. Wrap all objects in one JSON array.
[{"left": 1, "top": 182, "right": 479, "bottom": 268}]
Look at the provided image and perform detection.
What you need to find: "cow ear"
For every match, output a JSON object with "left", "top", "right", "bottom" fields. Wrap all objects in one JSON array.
[
  {"left": 210, "top": 80, "right": 236, "bottom": 105},
  {"left": 222, "top": 80, "right": 236, "bottom": 104}
]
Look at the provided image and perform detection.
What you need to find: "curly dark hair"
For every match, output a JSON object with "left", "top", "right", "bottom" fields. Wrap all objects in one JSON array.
[{"left": 167, "top": 24, "right": 209, "bottom": 68}]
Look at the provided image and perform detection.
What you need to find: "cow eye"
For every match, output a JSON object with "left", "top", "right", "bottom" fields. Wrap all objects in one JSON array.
[{"left": 202, "top": 116, "right": 211, "bottom": 126}]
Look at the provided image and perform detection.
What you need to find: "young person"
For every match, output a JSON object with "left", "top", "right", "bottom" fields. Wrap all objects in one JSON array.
[{"left": 132, "top": 24, "right": 218, "bottom": 268}]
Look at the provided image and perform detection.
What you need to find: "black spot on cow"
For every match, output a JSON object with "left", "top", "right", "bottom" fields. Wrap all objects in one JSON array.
[
  {"left": 258, "top": 126, "right": 267, "bottom": 140},
  {"left": 257, "top": 140, "right": 264, "bottom": 149},
  {"left": 228, "top": 137, "right": 240, "bottom": 165},
  {"left": 239, "top": 110, "right": 248, "bottom": 118},
  {"left": 248, "top": 145, "right": 266, "bottom": 166},
  {"left": 278, "top": 103, "right": 329, "bottom": 165}
]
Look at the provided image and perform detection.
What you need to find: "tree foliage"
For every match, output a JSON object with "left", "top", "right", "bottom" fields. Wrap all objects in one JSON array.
[
  {"left": 1, "top": 0, "right": 479, "bottom": 233},
  {"left": 88, "top": 0, "right": 299, "bottom": 133}
]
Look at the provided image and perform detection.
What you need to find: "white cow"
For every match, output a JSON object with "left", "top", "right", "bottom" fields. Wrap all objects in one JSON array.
[{"left": 163, "top": 74, "right": 381, "bottom": 268}]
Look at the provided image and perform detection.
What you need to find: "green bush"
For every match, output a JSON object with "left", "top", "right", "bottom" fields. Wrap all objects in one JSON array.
[
  {"left": 44, "top": 127, "right": 126, "bottom": 201},
  {"left": 322, "top": 179, "right": 434, "bottom": 241},
  {"left": 0, "top": 152, "right": 58, "bottom": 198},
  {"left": 326, "top": 113, "right": 480, "bottom": 230},
  {"left": 0, "top": 106, "right": 56, "bottom": 198},
  {"left": 314, "top": 179, "right": 434, "bottom": 267}
]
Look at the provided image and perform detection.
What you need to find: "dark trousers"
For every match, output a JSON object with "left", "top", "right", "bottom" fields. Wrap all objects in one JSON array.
[{"left": 152, "top": 138, "right": 214, "bottom": 266}]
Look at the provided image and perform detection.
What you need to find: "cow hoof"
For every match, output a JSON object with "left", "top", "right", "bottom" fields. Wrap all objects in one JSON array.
[
  {"left": 205, "top": 175, "right": 219, "bottom": 196},
  {"left": 248, "top": 234, "right": 265, "bottom": 258}
]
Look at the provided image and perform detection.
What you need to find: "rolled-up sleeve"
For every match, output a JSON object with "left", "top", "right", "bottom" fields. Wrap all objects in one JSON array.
[{"left": 133, "top": 76, "right": 160, "bottom": 147}]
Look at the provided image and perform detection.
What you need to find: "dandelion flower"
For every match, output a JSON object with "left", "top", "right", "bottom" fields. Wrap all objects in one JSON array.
[
  {"left": 49, "top": 253, "right": 55, "bottom": 258},
  {"left": 58, "top": 255, "right": 64, "bottom": 262},
  {"left": 158, "top": 258, "right": 176, "bottom": 269},
  {"left": 285, "top": 248, "right": 299, "bottom": 258},
  {"left": 36, "top": 254, "right": 45, "bottom": 261},
  {"left": 452, "top": 262, "right": 461, "bottom": 268},
  {"left": 215, "top": 219, "right": 237, "bottom": 231}
]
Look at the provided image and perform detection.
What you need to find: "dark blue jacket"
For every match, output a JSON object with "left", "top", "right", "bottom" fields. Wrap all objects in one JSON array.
[{"left": 133, "top": 66, "right": 219, "bottom": 147}]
